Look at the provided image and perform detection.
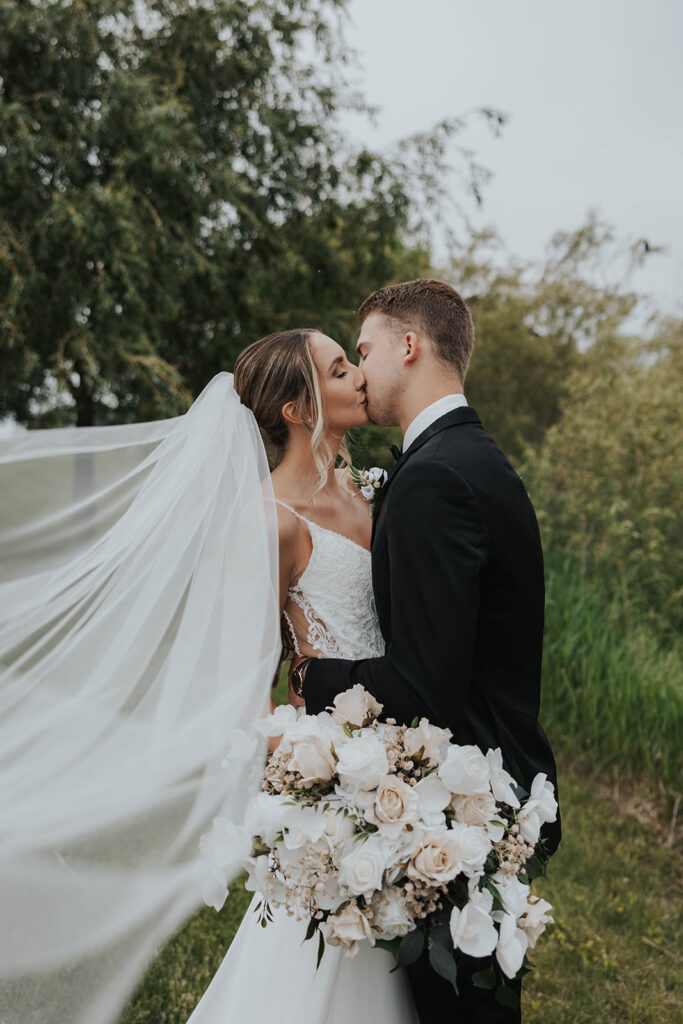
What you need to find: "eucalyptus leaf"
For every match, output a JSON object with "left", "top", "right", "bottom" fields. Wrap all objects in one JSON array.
[
  {"left": 494, "top": 984, "right": 521, "bottom": 1009},
  {"left": 390, "top": 928, "right": 425, "bottom": 972},
  {"left": 428, "top": 942, "right": 459, "bottom": 994}
]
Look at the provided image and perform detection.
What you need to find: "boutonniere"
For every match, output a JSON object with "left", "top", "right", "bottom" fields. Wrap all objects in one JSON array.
[{"left": 349, "top": 465, "right": 388, "bottom": 518}]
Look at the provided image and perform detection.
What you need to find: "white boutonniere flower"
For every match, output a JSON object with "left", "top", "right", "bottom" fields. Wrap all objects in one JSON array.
[{"left": 349, "top": 465, "right": 388, "bottom": 518}]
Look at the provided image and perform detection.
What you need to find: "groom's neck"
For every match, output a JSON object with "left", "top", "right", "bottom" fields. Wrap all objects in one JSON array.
[{"left": 397, "top": 377, "right": 464, "bottom": 436}]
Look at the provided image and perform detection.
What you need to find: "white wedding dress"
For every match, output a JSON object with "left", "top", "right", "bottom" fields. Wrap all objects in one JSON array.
[{"left": 187, "top": 499, "right": 419, "bottom": 1024}]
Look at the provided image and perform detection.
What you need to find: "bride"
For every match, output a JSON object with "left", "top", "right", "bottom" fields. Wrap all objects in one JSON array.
[
  {"left": 0, "top": 326, "right": 417, "bottom": 1024},
  {"left": 185, "top": 327, "right": 418, "bottom": 1022}
]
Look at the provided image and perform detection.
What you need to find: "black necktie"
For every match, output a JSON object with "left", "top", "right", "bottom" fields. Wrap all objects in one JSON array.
[{"left": 390, "top": 444, "right": 402, "bottom": 462}]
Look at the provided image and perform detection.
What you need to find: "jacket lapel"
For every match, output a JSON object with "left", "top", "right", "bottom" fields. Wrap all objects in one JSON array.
[{"left": 371, "top": 406, "right": 481, "bottom": 543}]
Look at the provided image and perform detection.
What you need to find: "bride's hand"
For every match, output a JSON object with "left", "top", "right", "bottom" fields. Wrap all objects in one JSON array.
[{"left": 288, "top": 655, "right": 308, "bottom": 709}]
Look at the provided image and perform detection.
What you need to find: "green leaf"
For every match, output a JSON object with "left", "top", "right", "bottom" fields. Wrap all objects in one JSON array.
[
  {"left": 374, "top": 937, "right": 402, "bottom": 959},
  {"left": 428, "top": 942, "right": 459, "bottom": 994},
  {"left": 410, "top": 716, "right": 419, "bottom": 728},
  {"left": 494, "top": 984, "right": 520, "bottom": 1009},
  {"left": 429, "top": 923, "right": 453, "bottom": 952},
  {"left": 472, "top": 968, "right": 497, "bottom": 990},
  {"left": 390, "top": 928, "right": 425, "bottom": 972},
  {"left": 343, "top": 724, "right": 353, "bottom": 738},
  {"left": 304, "top": 916, "right": 317, "bottom": 942},
  {"left": 316, "top": 929, "right": 325, "bottom": 969}
]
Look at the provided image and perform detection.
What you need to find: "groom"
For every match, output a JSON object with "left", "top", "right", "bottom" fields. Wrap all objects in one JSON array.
[{"left": 291, "top": 278, "right": 561, "bottom": 1023}]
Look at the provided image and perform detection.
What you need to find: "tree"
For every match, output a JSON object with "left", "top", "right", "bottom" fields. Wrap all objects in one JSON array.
[{"left": 0, "top": 0, "right": 497, "bottom": 429}]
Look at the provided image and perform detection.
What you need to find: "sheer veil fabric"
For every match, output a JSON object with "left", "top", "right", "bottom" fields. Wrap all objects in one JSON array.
[{"left": 0, "top": 373, "right": 282, "bottom": 1024}]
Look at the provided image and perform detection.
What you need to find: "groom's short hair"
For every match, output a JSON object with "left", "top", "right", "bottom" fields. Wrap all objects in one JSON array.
[{"left": 357, "top": 278, "right": 475, "bottom": 381}]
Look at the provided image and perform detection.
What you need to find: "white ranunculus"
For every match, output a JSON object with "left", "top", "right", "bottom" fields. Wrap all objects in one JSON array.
[
  {"left": 220, "top": 727, "right": 260, "bottom": 766},
  {"left": 338, "top": 836, "right": 390, "bottom": 899},
  {"left": 407, "top": 831, "right": 464, "bottom": 885},
  {"left": 528, "top": 773, "right": 558, "bottom": 825},
  {"left": 243, "top": 853, "right": 270, "bottom": 894},
  {"left": 244, "top": 792, "right": 288, "bottom": 846},
  {"left": 448, "top": 821, "right": 492, "bottom": 876},
  {"left": 289, "top": 735, "right": 336, "bottom": 786},
  {"left": 438, "top": 745, "right": 491, "bottom": 796},
  {"left": 281, "top": 803, "right": 327, "bottom": 849},
  {"left": 492, "top": 872, "right": 530, "bottom": 919},
  {"left": 254, "top": 702, "right": 299, "bottom": 737},
  {"left": 322, "top": 804, "right": 357, "bottom": 852},
  {"left": 495, "top": 912, "right": 528, "bottom": 978},
  {"left": 518, "top": 895, "right": 554, "bottom": 948},
  {"left": 330, "top": 684, "right": 383, "bottom": 728},
  {"left": 517, "top": 802, "right": 541, "bottom": 845},
  {"left": 336, "top": 731, "right": 389, "bottom": 792},
  {"left": 486, "top": 749, "right": 520, "bottom": 808},
  {"left": 198, "top": 816, "right": 252, "bottom": 911},
  {"left": 373, "top": 775, "right": 420, "bottom": 834},
  {"left": 371, "top": 888, "right": 414, "bottom": 940},
  {"left": 413, "top": 773, "right": 452, "bottom": 826},
  {"left": 324, "top": 902, "right": 374, "bottom": 956},
  {"left": 404, "top": 718, "right": 453, "bottom": 766},
  {"left": 449, "top": 888, "right": 498, "bottom": 958}
]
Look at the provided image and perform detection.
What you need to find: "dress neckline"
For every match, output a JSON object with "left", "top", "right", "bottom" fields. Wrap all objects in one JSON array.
[{"left": 271, "top": 498, "right": 371, "bottom": 557}]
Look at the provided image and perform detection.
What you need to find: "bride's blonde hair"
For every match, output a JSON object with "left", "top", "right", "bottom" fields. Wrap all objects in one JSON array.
[{"left": 233, "top": 328, "right": 351, "bottom": 495}]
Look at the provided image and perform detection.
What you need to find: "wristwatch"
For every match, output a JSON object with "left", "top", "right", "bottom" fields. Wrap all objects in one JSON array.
[{"left": 291, "top": 657, "right": 313, "bottom": 698}]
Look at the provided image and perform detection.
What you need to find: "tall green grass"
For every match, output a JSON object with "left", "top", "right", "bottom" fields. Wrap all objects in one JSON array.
[{"left": 542, "top": 553, "right": 682, "bottom": 795}]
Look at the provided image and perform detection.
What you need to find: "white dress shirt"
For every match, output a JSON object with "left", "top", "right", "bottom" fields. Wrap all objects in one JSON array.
[{"left": 402, "top": 393, "right": 468, "bottom": 454}]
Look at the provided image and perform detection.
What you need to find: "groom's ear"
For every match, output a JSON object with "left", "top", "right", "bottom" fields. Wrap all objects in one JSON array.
[{"left": 401, "top": 331, "right": 420, "bottom": 367}]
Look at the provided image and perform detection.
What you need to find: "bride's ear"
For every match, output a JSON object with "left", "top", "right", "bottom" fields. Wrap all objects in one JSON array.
[{"left": 282, "top": 400, "right": 308, "bottom": 428}]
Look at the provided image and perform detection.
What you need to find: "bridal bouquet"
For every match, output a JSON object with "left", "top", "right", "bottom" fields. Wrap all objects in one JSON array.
[{"left": 201, "top": 686, "right": 556, "bottom": 1007}]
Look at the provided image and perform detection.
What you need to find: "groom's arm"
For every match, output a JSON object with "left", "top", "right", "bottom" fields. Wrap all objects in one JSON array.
[{"left": 302, "top": 459, "right": 488, "bottom": 728}]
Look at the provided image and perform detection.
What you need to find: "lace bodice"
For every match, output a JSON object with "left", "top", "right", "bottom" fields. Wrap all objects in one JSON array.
[{"left": 272, "top": 500, "right": 385, "bottom": 661}]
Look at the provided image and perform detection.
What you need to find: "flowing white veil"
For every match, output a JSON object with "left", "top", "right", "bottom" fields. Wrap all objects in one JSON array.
[{"left": 0, "top": 372, "right": 282, "bottom": 1024}]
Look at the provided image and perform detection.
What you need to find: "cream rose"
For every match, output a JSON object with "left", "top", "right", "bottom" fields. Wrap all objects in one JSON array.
[
  {"left": 374, "top": 775, "right": 420, "bottom": 829},
  {"left": 288, "top": 736, "right": 336, "bottom": 787},
  {"left": 407, "top": 832, "right": 464, "bottom": 885},
  {"left": 330, "top": 684, "right": 383, "bottom": 728},
  {"left": 404, "top": 718, "right": 452, "bottom": 766},
  {"left": 325, "top": 901, "right": 374, "bottom": 956}
]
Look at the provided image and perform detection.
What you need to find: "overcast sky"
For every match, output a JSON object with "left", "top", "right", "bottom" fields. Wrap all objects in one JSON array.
[{"left": 341, "top": 0, "right": 682, "bottom": 317}]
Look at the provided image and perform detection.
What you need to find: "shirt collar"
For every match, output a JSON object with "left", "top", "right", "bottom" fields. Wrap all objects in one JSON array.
[{"left": 402, "top": 393, "right": 468, "bottom": 454}]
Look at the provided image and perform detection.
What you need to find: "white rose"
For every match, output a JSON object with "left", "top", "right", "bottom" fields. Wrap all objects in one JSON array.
[
  {"left": 407, "top": 832, "right": 464, "bottom": 885},
  {"left": 413, "top": 774, "right": 452, "bottom": 826},
  {"left": 450, "top": 792, "right": 504, "bottom": 842},
  {"left": 338, "top": 836, "right": 390, "bottom": 898},
  {"left": 330, "top": 684, "right": 383, "bottom": 728},
  {"left": 244, "top": 792, "right": 288, "bottom": 846},
  {"left": 449, "top": 888, "right": 498, "bottom": 958},
  {"left": 373, "top": 775, "right": 420, "bottom": 834},
  {"left": 289, "top": 735, "right": 336, "bottom": 786},
  {"left": 438, "top": 745, "right": 490, "bottom": 796},
  {"left": 369, "top": 467, "right": 387, "bottom": 485},
  {"left": 404, "top": 718, "right": 453, "bottom": 766},
  {"left": 336, "top": 731, "right": 389, "bottom": 792},
  {"left": 361, "top": 484, "right": 375, "bottom": 499},
  {"left": 448, "top": 821, "right": 492, "bottom": 876},
  {"left": 528, "top": 774, "right": 558, "bottom": 825},
  {"left": 371, "top": 888, "right": 414, "bottom": 940},
  {"left": 518, "top": 895, "right": 554, "bottom": 949},
  {"left": 495, "top": 912, "right": 528, "bottom": 978},
  {"left": 324, "top": 901, "right": 374, "bottom": 956},
  {"left": 198, "top": 816, "right": 252, "bottom": 911},
  {"left": 486, "top": 748, "right": 520, "bottom": 808}
]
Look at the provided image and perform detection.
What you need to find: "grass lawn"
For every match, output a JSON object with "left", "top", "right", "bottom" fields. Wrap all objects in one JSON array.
[{"left": 120, "top": 760, "right": 681, "bottom": 1023}]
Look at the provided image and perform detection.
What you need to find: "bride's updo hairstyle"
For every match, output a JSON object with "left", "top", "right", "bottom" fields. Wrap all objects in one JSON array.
[{"left": 233, "top": 328, "right": 351, "bottom": 494}]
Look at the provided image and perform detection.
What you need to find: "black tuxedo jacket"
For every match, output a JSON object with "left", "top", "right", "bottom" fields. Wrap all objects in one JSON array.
[{"left": 303, "top": 406, "right": 560, "bottom": 853}]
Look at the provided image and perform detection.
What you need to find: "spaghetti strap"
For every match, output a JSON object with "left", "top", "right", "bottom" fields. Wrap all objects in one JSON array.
[{"left": 268, "top": 497, "right": 311, "bottom": 526}]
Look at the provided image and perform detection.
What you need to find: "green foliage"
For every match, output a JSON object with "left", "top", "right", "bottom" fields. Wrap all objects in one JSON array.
[{"left": 525, "top": 323, "right": 683, "bottom": 636}]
